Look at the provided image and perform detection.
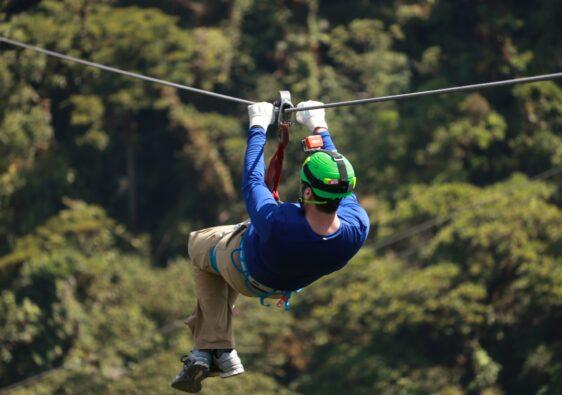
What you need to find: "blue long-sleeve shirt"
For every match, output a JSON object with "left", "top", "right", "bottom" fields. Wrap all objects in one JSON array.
[{"left": 242, "top": 127, "right": 370, "bottom": 290}]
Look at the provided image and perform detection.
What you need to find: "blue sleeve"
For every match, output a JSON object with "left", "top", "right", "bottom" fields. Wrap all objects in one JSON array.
[
  {"left": 242, "top": 126, "right": 280, "bottom": 240},
  {"left": 317, "top": 130, "right": 368, "bottom": 237},
  {"left": 338, "top": 194, "right": 370, "bottom": 241},
  {"left": 317, "top": 130, "right": 337, "bottom": 151}
]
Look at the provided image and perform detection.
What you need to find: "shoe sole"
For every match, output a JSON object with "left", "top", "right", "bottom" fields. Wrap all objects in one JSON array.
[
  {"left": 171, "top": 364, "right": 209, "bottom": 393},
  {"left": 209, "top": 366, "right": 221, "bottom": 377},
  {"left": 220, "top": 367, "right": 245, "bottom": 379}
]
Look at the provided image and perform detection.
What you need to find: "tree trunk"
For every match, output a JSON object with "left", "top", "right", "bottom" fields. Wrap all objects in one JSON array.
[{"left": 126, "top": 130, "right": 138, "bottom": 230}]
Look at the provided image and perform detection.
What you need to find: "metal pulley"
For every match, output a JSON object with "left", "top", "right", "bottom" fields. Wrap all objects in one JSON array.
[
  {"left": 273, "top": 90, "right": 294, "bottom": 127},
  {"left": 266, "top": 91, "right": 294, "bottom": 202}
]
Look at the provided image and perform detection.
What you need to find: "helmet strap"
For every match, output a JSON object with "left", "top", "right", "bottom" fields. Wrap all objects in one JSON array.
[
  {"left": 298, "top": 197, "right": 327, "bottom": 205},
  {"left": 299, "top": 182, "right": 328, "bottom": 205}
]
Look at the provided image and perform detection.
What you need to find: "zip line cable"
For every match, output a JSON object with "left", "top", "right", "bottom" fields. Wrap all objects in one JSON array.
[
  {"left": 2, "top": 37, "right": 561, "bottom": 111},
  {"left": 374, "top": 164, "right": 562, "bottom": 251},
  {"left": 285, "top": 72, "right": 562, "bottom": 112},
  {"left": 0, "top": 36, "right": 255, "bottom": 105},
  {"left": 396, "top": 175, "right": 562, "bottom": 260}
]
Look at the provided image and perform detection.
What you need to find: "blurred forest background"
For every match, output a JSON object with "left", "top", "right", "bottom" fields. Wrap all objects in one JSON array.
[{"left": 1, "top": 0, "right": 561, "bottom": 394}]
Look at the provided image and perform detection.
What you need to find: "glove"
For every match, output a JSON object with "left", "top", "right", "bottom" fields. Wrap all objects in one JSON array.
[
  {"left": 295, "top": 101, "right": 328, "bottom": 132},
  {"left": 248, "top": 102, "right": 274, "bottom": 131}
]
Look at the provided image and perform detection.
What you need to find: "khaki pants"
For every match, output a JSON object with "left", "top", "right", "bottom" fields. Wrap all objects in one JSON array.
[{"left": 185, "top": 222, "right": 268, "bottom": 349}]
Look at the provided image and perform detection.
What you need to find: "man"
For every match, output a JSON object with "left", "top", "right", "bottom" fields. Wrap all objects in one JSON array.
[{"left": 171, "top": 101, "right": 370, "bottom": 393}]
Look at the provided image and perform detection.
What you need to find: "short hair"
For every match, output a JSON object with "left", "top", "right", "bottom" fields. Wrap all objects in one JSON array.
[{"left": 302, "top": 183, "right": 341, "bottom": 213}]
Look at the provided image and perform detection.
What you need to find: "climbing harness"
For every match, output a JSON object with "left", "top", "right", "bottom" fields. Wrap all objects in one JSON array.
[
  {"left": 265, "top": 91, "right": 294, "bottom": 201},
  {"left": 208, "top": 228, "right": 298, "bottom": 311}
]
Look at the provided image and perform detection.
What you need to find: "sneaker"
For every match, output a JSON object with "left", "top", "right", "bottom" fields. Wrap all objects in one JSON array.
[
  {"left": 171, "top": 350, "right": 212, "bottom": 393},
  {"left": 213, "top": 349, "right": 245, "bottom": 378}
]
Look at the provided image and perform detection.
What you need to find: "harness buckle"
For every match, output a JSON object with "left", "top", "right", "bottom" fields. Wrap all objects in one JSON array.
[{"left": 275, "top": 291, "right": 293, "bottom": 311}]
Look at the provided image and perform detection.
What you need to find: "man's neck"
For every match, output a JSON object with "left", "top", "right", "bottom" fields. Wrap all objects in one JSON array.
[{"left": 303, "top": 204, "right": 340, "bottom": 236}]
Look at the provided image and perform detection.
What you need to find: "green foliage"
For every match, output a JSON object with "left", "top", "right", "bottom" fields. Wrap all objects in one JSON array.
[
  {"left": 289, "top": 177, "right": 561, "bottom": 394},
  {"left": 0, "top": 0, "right": 561, "bottom": 394}
]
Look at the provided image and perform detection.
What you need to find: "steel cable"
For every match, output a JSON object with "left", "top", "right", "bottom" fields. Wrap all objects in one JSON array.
[
  {"left": 3, "top": 37, "right": 561, "bottom": 111},
  {"left": 285, "top": 72, "right": 562, "bottom": 112},
  {"left": 374, "top": 164, "right": 562, "bottom": 251},
  {"left": 0, "top": 36, "right": 255, "bottom": 105}
]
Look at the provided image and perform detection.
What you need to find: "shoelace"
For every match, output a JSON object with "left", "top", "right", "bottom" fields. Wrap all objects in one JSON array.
[
  {"left": 180, "top": 350, "right": 211, "bottom": 366},
  {"left": 216, "top": 350, "right": 241, "bottom": 370}
]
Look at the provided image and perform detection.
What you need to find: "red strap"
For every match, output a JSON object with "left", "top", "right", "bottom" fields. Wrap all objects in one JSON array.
[
  {"left": 276, "top": 294, "right": 289, "bottom": 308},
  {"left": 265, "top": 123, "right": 290, "bottom": 201}
]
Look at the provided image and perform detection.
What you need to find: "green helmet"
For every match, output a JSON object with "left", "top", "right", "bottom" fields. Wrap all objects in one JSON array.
[{"left": 300, "top": 150, "right": 357, "bottom": 200}]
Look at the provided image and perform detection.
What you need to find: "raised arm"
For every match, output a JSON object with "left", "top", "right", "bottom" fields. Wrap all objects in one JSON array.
[
  {"left": 242, "top": 103, "right": 279, "bottom": 240},
  {"left": 296, "top": 100, "right": 337, "bottom": 151},
  {"left": 314, "top": 129, "right": 337, "bottom": 151},
  {"left": 296, "top": 100, "right": 360, "bottom": 207}
]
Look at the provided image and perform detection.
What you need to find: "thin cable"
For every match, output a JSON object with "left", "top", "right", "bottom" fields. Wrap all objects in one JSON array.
[
  {"left": 0, "top": 36, "right": 254, "bottom": 105},
  {"left": 286, "top": 72, "right": 562, "bottom": 112},
  {"left": 397, "top": 178, "right": 562, "bottom": 260},
  {"left": 374, "top": 164, "right": 562, "bottom": 251}
]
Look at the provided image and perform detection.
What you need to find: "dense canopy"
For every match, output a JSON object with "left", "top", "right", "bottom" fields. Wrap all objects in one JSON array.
[{"left": 0, "top": 1, "right": 561, "bottom": 394}]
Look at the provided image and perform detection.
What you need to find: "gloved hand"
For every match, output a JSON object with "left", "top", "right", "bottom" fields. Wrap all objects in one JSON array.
[
  {"left": 295, "top": 101, "right": 328, "bottom": 132},
  {"left": 248, "top": 102, "right": 274, "bottom": 131}
]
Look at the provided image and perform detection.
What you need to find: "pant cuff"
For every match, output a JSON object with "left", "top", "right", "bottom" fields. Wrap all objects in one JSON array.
[{"left": 195, "top": 340, "right": 235, "bottom": 350}]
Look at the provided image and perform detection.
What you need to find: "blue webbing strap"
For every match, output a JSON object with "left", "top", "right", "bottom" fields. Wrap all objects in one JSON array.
[
  {"left": 230, "top": 248, "right": 245, "bottom": 274},
  {"left": 232, "top": 238, "right": 295, "bottom": 311},
  {"left": 209, "top": 233, "right": 298, "bottom": 311},
  {"left": 230, "top": 245, "right": 274, "bottom": 305},
  {"left": 209, "top": 247, "right": 220, "bottom": 273}
]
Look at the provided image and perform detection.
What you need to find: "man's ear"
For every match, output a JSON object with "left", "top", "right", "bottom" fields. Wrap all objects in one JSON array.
[{"left": 304, "top": 186, "right": 313, "bottom": 199}]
